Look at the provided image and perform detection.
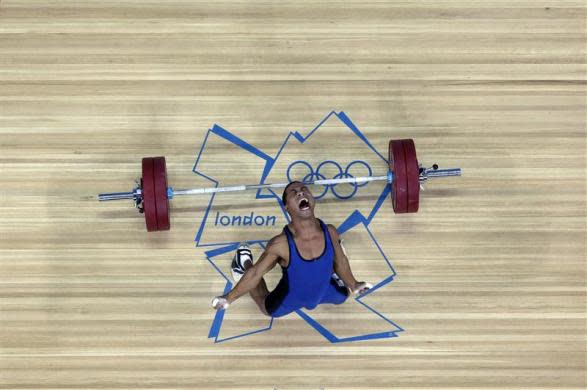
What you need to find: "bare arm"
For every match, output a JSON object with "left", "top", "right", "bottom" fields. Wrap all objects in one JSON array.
[
  {"left": 328, "top": 224, "right": 372, "bottom": 295},
  {"left": 224, "top": 240, "right": 280, "bottom": 304}
]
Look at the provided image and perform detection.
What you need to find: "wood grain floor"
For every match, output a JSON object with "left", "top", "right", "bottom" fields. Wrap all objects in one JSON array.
[{"left": 0, "top": 1, "right": 585, "bottom": 389}]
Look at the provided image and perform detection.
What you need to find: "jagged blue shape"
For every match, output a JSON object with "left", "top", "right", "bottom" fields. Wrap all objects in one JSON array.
[
  {"left": 193, "top": 111, "right": 401, "bottom": 343},
  {"left": 295, "top": 310, "right": 400, "bottom": 343}
]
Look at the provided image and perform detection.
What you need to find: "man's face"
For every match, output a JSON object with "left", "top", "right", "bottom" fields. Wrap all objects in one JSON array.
[{"left": 284, "top": 182, "right": 315, "bottom": 219}]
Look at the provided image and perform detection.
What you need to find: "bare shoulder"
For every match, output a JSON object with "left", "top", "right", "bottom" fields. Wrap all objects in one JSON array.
[
  {"left": 326, "top": 224, "right": 340, "bottom": 239},
  {"left": 265, "top": 232, "right": 288, "bottom": 258}
]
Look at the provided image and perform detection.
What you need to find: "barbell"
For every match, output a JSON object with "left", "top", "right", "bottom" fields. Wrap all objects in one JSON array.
[{"left": 98, "top": 139, "right": 462, "bottom": 232}]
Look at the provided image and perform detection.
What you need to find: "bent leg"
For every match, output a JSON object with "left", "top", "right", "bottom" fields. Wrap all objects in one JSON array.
[{"left": 319, "top": 277, "right": 350, "bottom": 305}]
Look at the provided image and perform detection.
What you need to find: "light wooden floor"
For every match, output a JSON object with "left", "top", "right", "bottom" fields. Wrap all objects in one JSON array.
[{"left": 1, "top": 1, "right": 586, "bottom": 389}]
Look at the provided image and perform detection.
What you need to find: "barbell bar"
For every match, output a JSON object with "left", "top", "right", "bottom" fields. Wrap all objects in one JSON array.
[{"left": 97, "top": 139, "right": 462, "bottom": 231}]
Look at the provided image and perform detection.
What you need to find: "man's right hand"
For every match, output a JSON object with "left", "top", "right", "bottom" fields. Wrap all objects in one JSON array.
[
  {"left": 351, "top": 282, "right": 373, "bottom": 296},
  {"left": 211, "top": 296, "right": 230, "bottom": 311}
]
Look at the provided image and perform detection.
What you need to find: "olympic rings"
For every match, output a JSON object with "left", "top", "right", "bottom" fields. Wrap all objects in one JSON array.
[
  {"left": 285, "top": 159, "right": 372, "bottom": 200},
  {"left": 286, "top": 161, "right": 329, "bottom": 199}
]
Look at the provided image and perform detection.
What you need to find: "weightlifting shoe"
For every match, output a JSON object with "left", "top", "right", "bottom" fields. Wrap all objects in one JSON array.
[{"left": 231, "top": 244, "right": 253, "bottom": 283}]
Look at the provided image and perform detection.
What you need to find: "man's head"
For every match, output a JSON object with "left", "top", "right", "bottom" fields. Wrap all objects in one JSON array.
[{"left": 282, "top": 181, "right": 315, "bottom": 220}]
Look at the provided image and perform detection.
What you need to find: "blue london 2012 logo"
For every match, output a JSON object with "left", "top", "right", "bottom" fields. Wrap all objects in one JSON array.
[{"left": 192, "top": 111, "right": 403, "bottom": 343}]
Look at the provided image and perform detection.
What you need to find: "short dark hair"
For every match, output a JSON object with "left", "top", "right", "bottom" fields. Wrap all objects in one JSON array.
[{"left": 281, "top": 181, "right": 301, "bottom": 206}]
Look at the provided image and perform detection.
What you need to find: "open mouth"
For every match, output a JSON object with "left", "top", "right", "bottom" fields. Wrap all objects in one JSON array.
[{"left": 298, "top": 198, "right": 310, "bottom": 211}]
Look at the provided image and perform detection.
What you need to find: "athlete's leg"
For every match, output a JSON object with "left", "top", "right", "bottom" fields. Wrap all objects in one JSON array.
[{"left": 318, "top": 277, "right": 350, "bottom": 305}]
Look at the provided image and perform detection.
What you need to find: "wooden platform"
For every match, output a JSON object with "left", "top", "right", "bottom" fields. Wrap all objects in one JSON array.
[{"left": 0, "top": 1, "right": 585, "bottom": 388}]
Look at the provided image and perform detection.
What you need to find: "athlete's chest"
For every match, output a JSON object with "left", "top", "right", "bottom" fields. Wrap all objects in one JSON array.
[
  {"left": 278, "top": 225, "right": 332, "bottom": 268},
  {"left": 292, "top": 231, "right": 326, "bottom": 260}
]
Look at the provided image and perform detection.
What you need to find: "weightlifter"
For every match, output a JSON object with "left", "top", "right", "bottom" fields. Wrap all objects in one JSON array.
[{"left": 211, "top": 181, "right": 372, "bottom": 317}]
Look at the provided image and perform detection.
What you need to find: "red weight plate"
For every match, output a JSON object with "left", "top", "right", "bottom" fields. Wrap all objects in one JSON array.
[
  {"left": 141, "top": 157, "right": 158, "bottom": 232},
  {"left": 388, "top": 140, "right": 408, "bottom": 213},
  {"left": 152, "top": 157, "right": 170, "bottom": 231},
  {"left": 402, "top": 139, "right": 420, "bottom": 213}
]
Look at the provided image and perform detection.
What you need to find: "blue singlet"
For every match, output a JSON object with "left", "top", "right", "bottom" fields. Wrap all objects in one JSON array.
[{"left": 264, "top": 219, "right": 349, "bottom": 317}]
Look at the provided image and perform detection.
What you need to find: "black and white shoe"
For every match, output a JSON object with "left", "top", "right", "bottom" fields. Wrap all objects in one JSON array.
[{"left": 231, "top": 244, "right": 253, "bottom": 283}]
